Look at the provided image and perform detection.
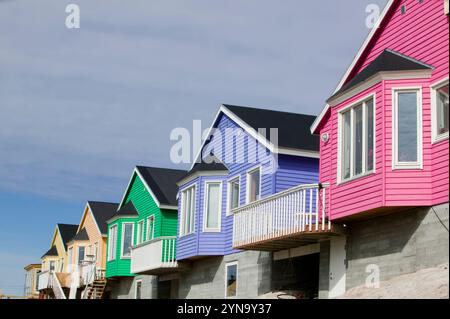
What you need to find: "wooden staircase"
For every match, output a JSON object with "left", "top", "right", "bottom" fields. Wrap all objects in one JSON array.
[{"left": 84, "top": 278, "right": 107, "bottom": 299}]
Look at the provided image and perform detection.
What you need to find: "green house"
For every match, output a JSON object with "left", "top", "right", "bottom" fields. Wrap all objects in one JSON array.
[{"left": 105, "top": 166, "right": 186, "bottom": 279}]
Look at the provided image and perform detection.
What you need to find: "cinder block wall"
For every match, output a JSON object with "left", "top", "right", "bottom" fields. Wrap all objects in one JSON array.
[
  {"left": 178, "top": 251, "right": 272, "bottom": 299},
  {"left": 345, "top": 203, "right": 449, "bottom": 290},
  {"left": 108, "top": 275, "right": 158, "bottom": 299}
]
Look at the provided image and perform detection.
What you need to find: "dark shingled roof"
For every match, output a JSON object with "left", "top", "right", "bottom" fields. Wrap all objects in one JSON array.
[
  {"left": 87, "top": 201, "right": 119, "bottom": 235},
  {"left": 328, "top": 49, "right": 433, "bottom": 102},
  {"left": 57, "top": 224, "right": 79, "bottom": 250},
  {"left": 180, "top": 155, "right": 228, "bottom": 182},
  {"left": 136, "top": 166, "right": 187, "bottom": 207},
  {"left": 41, "top": 246, "right": 58, "bottom": 259},
  {"left": 69, "top": 228, "right": 89, "bottom": 242},
  {"left": 222, "top": 104, "right": 319, "bottom": 152},
  {"left": 112, "top": 201, "right": 138, "bottom": 219}
]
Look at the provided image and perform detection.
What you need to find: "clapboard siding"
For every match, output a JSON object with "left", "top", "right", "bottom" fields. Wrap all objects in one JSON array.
[
  {"left": 106, "top": 218, "right": 135, "bottom": 278},
  {"left": 177, "top": 112, "right": 319, "bottom": 259},
  {"left": 319, "top": 0, "right": 449, "bottom": 220}
]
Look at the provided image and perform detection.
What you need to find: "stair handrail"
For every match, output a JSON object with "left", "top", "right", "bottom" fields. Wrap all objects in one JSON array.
[
  {"left": 50, "top": 272, "right": 66, "bottom": 299},
  {"left": 81, "top": 260, "right": 97, "bottom": 299}
]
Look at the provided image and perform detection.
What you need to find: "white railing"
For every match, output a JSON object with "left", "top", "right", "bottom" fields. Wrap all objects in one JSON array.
[
  {"left": 130, "top": 236, "right": 177, "bottom": 274},
  {"left": 38, "top": 271, "right": 50, "bottom": 291},
  {"left": 232, "top": 183, "right": 330, "bottom": 248},
  {"left": 50, "top": 272, "right": 66, "bottom": 299}
]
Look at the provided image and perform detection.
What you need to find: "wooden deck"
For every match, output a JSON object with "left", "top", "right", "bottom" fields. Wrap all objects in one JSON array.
[{"left": 233, "top": 224, "right": 346, "bottom": 251}]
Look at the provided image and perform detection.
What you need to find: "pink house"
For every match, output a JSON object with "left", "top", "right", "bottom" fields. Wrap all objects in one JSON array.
[
  {"left": 309, "top": 0, "right": 449, "bottom": 297},
  {"left": 312, "top": 0, "right": 449, "bottom": 220},
  {"left": 230, "top": 0, "right": 448, "bottom": 299}
]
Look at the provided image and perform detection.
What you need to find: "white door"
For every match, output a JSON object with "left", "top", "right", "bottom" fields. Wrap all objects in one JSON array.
[{"left": 329, "top": 236, "right": 347, "bottom": 298}]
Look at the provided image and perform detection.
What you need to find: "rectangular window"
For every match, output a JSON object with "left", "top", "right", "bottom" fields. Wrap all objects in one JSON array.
[
  {"left": 180, "top": 185, "right": 196, "bottom": 236},
  {"left": 432, "top": 79, "right": 449, "bottom": 142},
  {"left": 77, "top": 246, "right": 85, "bottom": 264},
  {"left": 246, "top": 168, "right": 260, "bottom": 203},
  {"left": 147, "top": 216, "right": 155, "bottom": 241},
  {"left": 137, "top": 220, "right": 144, "bottom": 245},
  {"left": 121, "top": 223, "right": 134, "bottom": 258},
  {"left": 204, "top": 182, "right": 222, "bottom": 231},
  {"left": 49, "top": 261, "right": 55, "bottom": 272},
  {"left": 225, "top": 262, "right": 238, "bottom": 298},
  {"left": 135, "top": 280, "right": 142, "bottom": 299},
  {"left": 108, "top": 225, "right": 117, "bottom": 261},
  {"left": 393, "top": 89, "right": 422, "bottom": 169},
  {"left": 227, "top": 177, "right": 240, "bottom": 215},
  {"left": 93, "top": 242, "right": 98, "bottom": 261},
  {"left": 339, "top": 96, "right": 375, "bottom": 182}
]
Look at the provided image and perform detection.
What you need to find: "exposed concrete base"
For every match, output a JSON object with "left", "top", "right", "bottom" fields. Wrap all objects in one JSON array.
[
  {"left": 178, "top": 251, "right": 272, "bottom": 299},
  {"left": 345, "top": 203, "right": 449, "bottom": 291},
  {"left": 107, "top": 275, "right": 158, "bottom": 299}
]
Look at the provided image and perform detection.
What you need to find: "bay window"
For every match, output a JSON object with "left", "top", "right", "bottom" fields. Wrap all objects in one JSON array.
[
  {"left": 227, "top": 177, "right": 240, "bottom": 215},
  {"left": 180, "top": 185, "right": 196, "bottom": 236},
  {"left": 246, "top": 167, "right": 261, "bottom": 203},
  {"left": 121, "top": 222, "right": 134, "bottom": 258},
  {"left": 108, "top": 225, "right": 117, "bottom": 261},
  {"left": 431, "top": 79, "right": 449, "bottom": 142},
  {"left": 204, "top": 181, "right": 222, "bottom": 231},
  {"left": 147, "top": 215, "right": 155, "bottom": 241},
  {"left": 393, "top": 88, "right": 422, "bottom": 169},
  {"left": 339, "top": 96, "right": 375, "bottom": 182}
]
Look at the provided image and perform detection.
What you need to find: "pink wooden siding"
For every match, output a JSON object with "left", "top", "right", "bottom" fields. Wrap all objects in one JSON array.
[{"left": 319, "top": 0, "right": 449, "bottom": 220}]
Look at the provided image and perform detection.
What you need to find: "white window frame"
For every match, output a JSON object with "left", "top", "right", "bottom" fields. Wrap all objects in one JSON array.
[
  {"left": 226, "top": 175, "right": 241, "bottom": 216},
  {"left": 136, "top": 220, "right": 144, "bottom": 245},
  {"left": 392, "top": 87, "right": 423, "bottom": 170},
  {"left": 146, "top": 215, "right": 155, "bottom": 241},
  {"left": 77, "top": 246, "right": 85, "bottom": 264},
  {"left": 108, "top": 225, "right": 118, "bottom": 261},
  {"left": 93, "top": 242, "right": 98, "bottom": 261},
  {"left": 337, "top": 93, "right": 376, "bottom": 184},
  {"left": 430, "top": 77, "right": 449, "bottom": 144},
  {"left": 203, "top": 180, "right": 223, "bottom": 232},
  {"left": 179, "top": 185, "right": 196, "bottom": 237},
  {"left": 120, "top": 222, "right": 134, "bottom": 259},
  {"left": 225, "top": 261, "right": 238, "bottom": 299},
  {"left": 245, "top": 166, "right": 261, "bottom": 204},
  {"left": 67, "top": 247, "right": 73, "bottom": 272},
  {"left": 135, "top": 279, "right": 143, "bottom": 299}
]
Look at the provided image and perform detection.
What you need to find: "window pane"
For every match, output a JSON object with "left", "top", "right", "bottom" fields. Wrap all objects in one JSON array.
[
  {"left": 184, "top": 189, "right": 191, "bottom": 234},
  {"left": 190, "top": 189, "right": 195, "bottom": 233},
  {"left": 136, "top": 282, "right": 142, "bottom": 299},
  {"left": 397, "top": 92, "right": 418, "bottom": 162},
  {"left": 353, "top": 105, "right": 363, "bottom": 175},
  {"left": 226, "top": 264, "right": 237, "bottom": 298},
  {"left": 342, "top": 111, "right": 351, "bottom": 180},
  {"left": 206, "top": 183, "right": 220, "bottom": 229},
  {"left": 50, "top": 261, "right": 55, "bottom": 271},
  {"left": 437, "top": 85, "right": 449, "bottom": 135},
  {"left": 248, "top": 169, "right": 260, "bottom": 202},
  {"left": 78, "top": 247, "right": 85, "bottom": 264},
  {"left": 122, "top": 224, "right": 133, "bottom": 257},
  {"left": 230, "top": 180, "right": 240, "bottom": 210},
  {"left": 147, "top": 217, "right": 154, "bottom": 240},
  {"left": 366, "top": 99, "right": 374, "bottom": 171}
]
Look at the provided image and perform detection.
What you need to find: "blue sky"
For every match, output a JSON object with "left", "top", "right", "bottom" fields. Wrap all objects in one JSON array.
[{"left": 0, "top": 0, "right": 386, "bottom": 295}]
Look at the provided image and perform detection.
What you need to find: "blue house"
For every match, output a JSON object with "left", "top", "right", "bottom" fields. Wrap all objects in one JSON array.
[{"left": 176, "top": 104, "right": 320, "bottom": 298}]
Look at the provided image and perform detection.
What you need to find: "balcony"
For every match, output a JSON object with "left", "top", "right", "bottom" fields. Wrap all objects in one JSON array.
[
  {"left": 38, "top": 271, "right": 50, "bottom": 291},
  {"left": 232, "top": 183, "right": 344, "bottom": 251},
  {"left": 79, "top": 262, "right": 105, "bottom": 287},
  {"left": 131, "top": 237, "right": 184, "bottom": 275}
]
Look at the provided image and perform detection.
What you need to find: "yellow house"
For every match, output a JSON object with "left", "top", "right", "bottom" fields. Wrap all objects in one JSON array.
[
  {"left": 38, "top": 223, "right": 78, "bottom": 298},
  {"left": 66, "top": 201, "right": 118, "bottom": 299},
  {"left": 24, "top": 264, "right": 41, "bottom": 299}
]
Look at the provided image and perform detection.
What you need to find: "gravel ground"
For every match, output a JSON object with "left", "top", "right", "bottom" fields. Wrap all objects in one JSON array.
[{"left": 339, "top": 263, "right": 449, "bottom": 299}]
